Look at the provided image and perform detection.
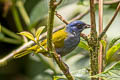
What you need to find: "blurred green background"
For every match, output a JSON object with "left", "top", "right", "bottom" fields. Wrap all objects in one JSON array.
[{"left": 0, "top": 0, "right": 120, "bottom": 80}]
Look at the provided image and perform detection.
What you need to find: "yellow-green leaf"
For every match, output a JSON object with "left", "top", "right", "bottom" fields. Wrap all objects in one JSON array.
[
  {"left": 13, "top": 45, "right": 38, "bottom": 58},
  {"left": 78, "top": 41, "right": 89, "bottom": 51},
  {"left": 106, "top": 43, "right": 120, "bottom": 63},
  {"left": 53, "top": 76, "right": 65, "bottom": 80},
  {"left": 18, "top": 31, "right": 35, "bottom": 42},
  {"left": 108, "top": 36, "right": 120, "bottom": 49},
  {"left": 35, "top": 26, "right": 45, "bottom": 41},
  {"left": 14, "top": 50, "right": 33, "bottom": 58},
  {"left": 108, "top": 36, "right": 120, "bottom": 48},
  {"left": 100, "top": 40, "right": 106, "bottom": 51}
]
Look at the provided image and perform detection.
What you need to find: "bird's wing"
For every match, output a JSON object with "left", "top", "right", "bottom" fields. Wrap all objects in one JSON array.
[
  {"left": 52, "top": 28, "right": 68, "bottom": 48},
  {"left": 40, "top": 28, "right": 68, "bottom": 48},
  {"left": 13, "top": 28, "right": 68, "bottom": 58}
]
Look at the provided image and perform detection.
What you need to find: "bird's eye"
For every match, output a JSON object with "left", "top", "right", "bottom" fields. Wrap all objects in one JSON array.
[
  {"left": 76, "top": 24, "right": 82, "bottom": 29},
  {"left": 77, "top": 24, "right": 81, "bottom": 26}
]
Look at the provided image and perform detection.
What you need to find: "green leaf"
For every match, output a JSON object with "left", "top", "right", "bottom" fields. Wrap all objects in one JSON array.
[
  {"left": 30, "top": 0, "right": 48, "bottom": 24},
  {"left": 14, "top": 50, "right": 33, "bottom": 58},
  {"left": 106, "top": 43, "right": 120, "bottom": 63},
  {"left": 78, "top": 41, "right": 89, "bottom": 51},
  {"left": 93, "top": 61, "right": 120, "bottom": 80},
  {"left": 100, "top": 40, "right": 107, "bottom": 51},
  {"left": 24, "top": 0, "right": 42, "bottom": 14},
  {"left": 18, "top": 31, "right": 35, "bottom": 42},
  {"left": 53, "top": 76, "right": 67, "bottom": 80},
  {"left": 72, "top": 68, "right": 90, "bottom": 80},
  {"left": 13, "top": 45, "right": 38, "bottom": 58},
  {"left": 108, "top": 36, "right": 120, "bottom": 49},
  {"left": 35, "top": 26, "right": 45, "bottom": 41}
]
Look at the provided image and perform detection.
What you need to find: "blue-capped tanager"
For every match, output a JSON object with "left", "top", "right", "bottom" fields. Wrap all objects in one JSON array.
[{"left": 14, "top": 20, "right": 90, "bottom": 58}]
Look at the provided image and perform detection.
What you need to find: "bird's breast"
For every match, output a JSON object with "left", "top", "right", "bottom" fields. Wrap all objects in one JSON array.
[{"left": 56, "top": 33, "right": 80, "bottom": 56}]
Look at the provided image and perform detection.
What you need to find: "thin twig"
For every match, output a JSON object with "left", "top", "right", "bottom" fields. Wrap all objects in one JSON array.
[
  {"left": 54, "top": 0, "right": 63, "bottom": 6},
  {"left": 80, "top": 33, "right": 89, "bottom": 42},
  {"left": 98, "top": 3, "right": 120, "bottom": 40},
  {"left": 98, "top": 0, "right": 103, "bottom": 80},
  {"left": 70, "top": 9, "right": 90, "bottom": 22},
  {"left": 96, "top": 0, "right": 120, "bottom": 5},
  {"left": 0, "top": 53, "right": 14, "bottom": 67},
  {"left": 0, "top": 41, "right": 33, "bottom": 67},
  {"left": 55, "top": 10, "right": 89, "bottom": 42},
  {"left": 55, "top": 11, "right": 69, "bottom": 25},
  {"left": 53, "top": 8, "right": 90, "bottom": 32}
]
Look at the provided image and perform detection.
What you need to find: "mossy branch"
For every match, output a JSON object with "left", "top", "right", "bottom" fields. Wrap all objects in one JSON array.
[
  {"left": 47, "top": 0, "right": 74, "bottom": 80},
  {"left": 89, "top": 0, "right": 98, "bottom": 80}
]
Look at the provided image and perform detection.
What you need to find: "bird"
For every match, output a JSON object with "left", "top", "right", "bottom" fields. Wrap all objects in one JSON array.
[{"left": 14, "top": 20, "right": 90, "bottom": 58}]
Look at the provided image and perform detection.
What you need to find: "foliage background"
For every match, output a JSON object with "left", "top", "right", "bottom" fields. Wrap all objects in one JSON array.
[{"left": 0, "top": 0, "right": 120, "bottom": 80}]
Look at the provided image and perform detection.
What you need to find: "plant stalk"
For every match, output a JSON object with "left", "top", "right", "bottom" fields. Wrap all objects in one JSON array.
[
  {"left": 89, "top": 0, "right": 98, "bottom": 80},
  {"left": 98, "top": 0, "right": 103, "bottom": 80},
  {"left": 47, "top": 0, "right": 74, "bottom": 80}
]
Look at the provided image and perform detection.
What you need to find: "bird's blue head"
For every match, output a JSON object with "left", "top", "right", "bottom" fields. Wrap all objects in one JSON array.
[{"left": 66, "top": 20, "right": 90, "bottom": 36}]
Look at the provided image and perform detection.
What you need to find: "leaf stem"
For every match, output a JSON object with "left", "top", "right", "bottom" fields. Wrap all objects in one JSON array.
[
  {"left": 96, "top": 0, "right": 120, "bottom": 5},
  {"left": 1, "top": 25, "right": 21, "bottom": 40},
  {"left": 0, "top": 37, "right": 22, "bottom": 44}
]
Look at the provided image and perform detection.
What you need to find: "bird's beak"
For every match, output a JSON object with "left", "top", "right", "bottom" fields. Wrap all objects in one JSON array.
[{"left": 84, "top": 24, "right": 91, "bottom": 29}]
